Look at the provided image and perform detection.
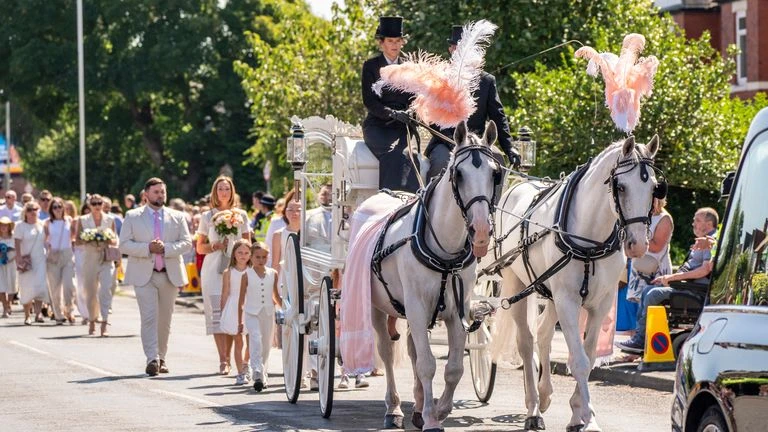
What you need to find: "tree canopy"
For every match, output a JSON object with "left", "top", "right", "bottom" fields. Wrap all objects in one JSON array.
[{"left": 0, "top": 0, "right": 269, "bottom": 200}]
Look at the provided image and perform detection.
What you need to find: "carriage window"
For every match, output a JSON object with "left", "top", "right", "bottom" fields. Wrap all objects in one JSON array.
[
  {"left": 303, "top": 138, "right": 333, "bottom": 252},
  {"left": 710, "top": 132, "right": 768, "bottom": 307}
]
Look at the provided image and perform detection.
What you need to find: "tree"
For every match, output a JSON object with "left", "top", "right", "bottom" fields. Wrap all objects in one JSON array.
[
  {"left": 235, "top": 0, "right": 379, "bottom": 197},
  {"left": 0, "top": 0, "right": 268, "bottom": 200}
]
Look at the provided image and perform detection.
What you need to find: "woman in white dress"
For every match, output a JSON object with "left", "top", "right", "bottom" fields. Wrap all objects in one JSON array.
[
  {"left": 196, "top": 176, "right": 251, "bottom": 375},
  {"left": 0, "top": 217, "right": 17, "bottom": 318},
  {"left": 75, "top": 194, "right": 117, "bottom": 336},
  {"left": 44, "top": 197, "right": 77, "bottom": 324},
  {"left": 15, "top": 201, "right": 48, "bottom": 325}
]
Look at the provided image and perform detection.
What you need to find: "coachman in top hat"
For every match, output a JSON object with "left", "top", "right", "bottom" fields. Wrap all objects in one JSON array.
[{"left": 361, "top": 16, "right": 421, "bottom": 193}]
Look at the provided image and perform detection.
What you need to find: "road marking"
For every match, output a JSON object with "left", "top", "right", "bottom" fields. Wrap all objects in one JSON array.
[
  {"left": 67, "top": 359, "right": 118, "bottom": 377},
  {"left": 8, "top": 340, "right": 50, "bottom": 355},
  {"left": 150, "top": 388, "right": 222, "bottom": 407}
]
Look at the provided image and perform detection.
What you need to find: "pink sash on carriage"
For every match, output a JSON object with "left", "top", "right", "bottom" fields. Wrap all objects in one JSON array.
[{"left": 339, "top": 193, "right": 404, "bottom": 375}]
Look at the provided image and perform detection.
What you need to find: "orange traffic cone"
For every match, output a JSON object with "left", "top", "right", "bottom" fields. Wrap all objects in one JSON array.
[{"left": 637, "top": 305, "right": 676, "bottom": 371}]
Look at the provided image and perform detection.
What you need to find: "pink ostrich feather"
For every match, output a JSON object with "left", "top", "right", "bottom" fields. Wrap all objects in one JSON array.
[
  {"left": 575, "top": 33, "right": 659, "bottom": 134},
  {"left": 373, "top": 20, "right": 497, "bottom": 128}
]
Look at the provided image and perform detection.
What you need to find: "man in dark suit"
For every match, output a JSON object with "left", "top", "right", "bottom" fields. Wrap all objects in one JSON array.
[
  {"left": 426, "top": 25, "right": 520, "bottom": 180},
  {"left": 361, "top": 16, "right": 421, "bottom": 193}
]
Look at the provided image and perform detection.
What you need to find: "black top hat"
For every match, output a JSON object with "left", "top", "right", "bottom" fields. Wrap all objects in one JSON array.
[
  {"left": 259, "top": 194, "right": 276, "bottom": 207},
  {"left": 447, "top": 25, "right": 463, "bottom": 45},
  {"left": 376, "top": 16, "right": 404, "bottom": 38}
]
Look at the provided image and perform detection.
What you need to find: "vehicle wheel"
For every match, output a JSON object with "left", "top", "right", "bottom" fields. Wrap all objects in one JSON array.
[
  {"left": 672, "top": 330, "right": 690, "bottom": 361},
  {"left": 697, "top": 406, "right": 727, "bottom": 432},
  {"left": 317, "top": 276, "right": 336, "bottom": 418},
  {"left": 282, "top": 233, "right": 305, "bottom": 404},
  {"left": 468, "top": 280, "right": 497, "bottom": 403}
]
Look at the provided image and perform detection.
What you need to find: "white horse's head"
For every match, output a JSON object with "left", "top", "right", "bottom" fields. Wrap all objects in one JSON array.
[
  {"left": 608, "top": 135, "right": 661, "bottom": 258},
  {"left": 450, "top": 120, "right": 502, "bottom": 258}
]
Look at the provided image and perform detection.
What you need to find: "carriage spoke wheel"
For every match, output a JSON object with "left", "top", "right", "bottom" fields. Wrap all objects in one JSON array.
[
  {"left": 282, "top": 233, "right": 305, "bottom": 404},
  {"left": 316, "top": 276, "right": 336, "bottom": 418},
  {"left": 468, "top": 280, "right": 498, "bottom": 403}
]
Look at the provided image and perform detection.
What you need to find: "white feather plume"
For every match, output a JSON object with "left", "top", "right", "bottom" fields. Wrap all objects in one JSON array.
[{"left": 447, "top": 20, "right": 498, "bottom": 97}]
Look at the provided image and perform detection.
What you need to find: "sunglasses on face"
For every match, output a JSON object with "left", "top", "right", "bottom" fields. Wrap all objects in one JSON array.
[
  {"left": 51, "top": 205, "right": 63, "bottom": 210},
  {"left": 26, "top": 208, "right": 39, "bottom": 212},
  {"left": 90, "top": 201, "right": 103, "bottom": 206},
  {"left": 5, "top": 195, "right": 13, "bottom": 199},
  {"left": 40, "top": 197, "right": 50, "bottom": 202}
]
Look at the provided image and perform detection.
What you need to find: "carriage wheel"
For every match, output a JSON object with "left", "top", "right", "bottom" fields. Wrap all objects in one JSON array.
[
  {"left": 468, "top": 280, "right": 498, "bottom": 403},
  {"left": 282, "top": 233, "right": 305, "bottom": 404},
  {"left": 317, "top": 276, "right": 336, "bottom": 418}
]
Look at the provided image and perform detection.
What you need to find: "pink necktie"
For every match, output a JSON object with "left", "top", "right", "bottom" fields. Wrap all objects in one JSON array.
[{"left": 153, "top": 211, "right": 164, "bottom": 271}]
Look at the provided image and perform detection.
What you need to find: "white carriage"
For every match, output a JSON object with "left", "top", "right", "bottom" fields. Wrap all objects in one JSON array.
[{"left": 278, "top": 114, "right": 517, "bottom": 417}]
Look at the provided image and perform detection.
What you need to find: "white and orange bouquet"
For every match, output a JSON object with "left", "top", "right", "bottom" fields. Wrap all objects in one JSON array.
[
  {"left": 80, "top": 228, "right": 117, "bottom": 244},
  {"left": 211, "top": 210, "right": 244, "bottom": 238}
]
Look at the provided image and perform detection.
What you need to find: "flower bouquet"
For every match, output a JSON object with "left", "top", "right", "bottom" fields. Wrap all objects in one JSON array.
[
  {"left": 80, "top": 228, "right": 117, "bottom": 244},
  {"left": 211, "top": 210, "right": 244, "bottom": 273}
]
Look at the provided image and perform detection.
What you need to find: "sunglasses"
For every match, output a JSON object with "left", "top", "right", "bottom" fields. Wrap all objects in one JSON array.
[
  {"left": 40, "top": 197, "right": 51, "bottom": 202},
  {"left": 90, "top": 201, "right": 103, "bottom": 206},
  {"left": 51, "top": 205, "right": 63, "bottom": 210},
  {"left": 26, "top": 208, "right": 39, "bottom": 212},
  {"left": 4, "top": 195, "right": 13, "bottom": 199}
]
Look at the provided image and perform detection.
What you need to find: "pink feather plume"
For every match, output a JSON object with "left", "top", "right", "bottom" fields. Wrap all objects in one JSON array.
[
  {"left": 575, "top": 33, "right": 659, "bottom": 134},
  {"left": 373, "top": 20, "right": 498, "bottom": 128}
]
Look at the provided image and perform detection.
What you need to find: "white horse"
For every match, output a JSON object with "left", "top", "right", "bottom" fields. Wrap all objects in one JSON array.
[
  {"left": 362, "top": 120, "right": 501, "bottom": 432},
  {"left": 491, "top": 135, "right": 660, "bottom": 431}
]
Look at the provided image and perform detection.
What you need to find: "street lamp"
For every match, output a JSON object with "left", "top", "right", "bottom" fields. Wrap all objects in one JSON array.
[
  {"left": 287, "top": 120, "right": 306, "bottom": 200},
  {"left": 513, "top": 126, "right": 537, "bottom": 170}
]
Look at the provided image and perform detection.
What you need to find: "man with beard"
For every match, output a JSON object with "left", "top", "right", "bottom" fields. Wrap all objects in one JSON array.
[{"left": 120, "top": 177, "right": 193, "bottom": 376}]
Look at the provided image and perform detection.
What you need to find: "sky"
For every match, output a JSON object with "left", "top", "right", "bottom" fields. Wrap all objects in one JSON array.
[{"left": 308, "top": 0, "right": 345, "bottom": 20}]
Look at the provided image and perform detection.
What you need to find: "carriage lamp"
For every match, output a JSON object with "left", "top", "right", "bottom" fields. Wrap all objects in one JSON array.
[
  {"left": 513, "top": 126, "right": 537, "bottom": 170},
  {"left": 287, "top": 121, "right": 307, "bottom": 200}
]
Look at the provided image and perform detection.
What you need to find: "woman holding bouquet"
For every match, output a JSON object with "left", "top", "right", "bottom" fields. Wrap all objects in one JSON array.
[
  {"left": 75, "top": 194, "right": 118, "bottom": 336},
  {"left": 15, "top": 201, "right": 48, "bottom": 325},
  {"left": 196, "top": 176, "right": 251, "bottom": 375}
]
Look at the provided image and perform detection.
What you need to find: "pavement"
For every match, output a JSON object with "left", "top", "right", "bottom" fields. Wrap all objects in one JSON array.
[{"left": 150, "top": 286, "right": 675, "bottom": 394}]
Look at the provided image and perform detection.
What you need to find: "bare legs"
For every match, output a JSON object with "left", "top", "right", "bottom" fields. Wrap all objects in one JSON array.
[{"left": 215, "top": 333, "right": 235, "bottom": 374}]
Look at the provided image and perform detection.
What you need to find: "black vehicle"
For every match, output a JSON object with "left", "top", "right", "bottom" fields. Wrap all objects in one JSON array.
[{"left": 672, "top": 107, "right": 768, "bottom": 432}]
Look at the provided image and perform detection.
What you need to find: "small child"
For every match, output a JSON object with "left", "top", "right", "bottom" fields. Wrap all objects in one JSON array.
[
  {"left": 220, "top": 239, "right": 252, "bottom": 385},
  {"left": 245, "top": 241, "right": 281, "bottom": 392},
  {"left": 0, "top": 217, "right": 17, "bottom": 318}
]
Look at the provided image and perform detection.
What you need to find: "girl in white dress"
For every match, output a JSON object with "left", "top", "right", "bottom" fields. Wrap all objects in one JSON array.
[
  {"left": 196, "top": 175, "right": 251, "bottom": 375},
  {"left": 245, "top": 241, "right": 280, "bottom": 392},
  {"left": 0, "top": 217, "right": 17, "bottom": 318},
  {"left": 219, "top": 239, "right": 252, "bottom": 385},
  {"left": 15, "top": 202, "right": 48, "bottom": 325}
]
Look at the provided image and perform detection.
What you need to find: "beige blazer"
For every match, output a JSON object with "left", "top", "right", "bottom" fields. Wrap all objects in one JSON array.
[{"left": 119, "top": 205, "right": 192, "bottom": 287}]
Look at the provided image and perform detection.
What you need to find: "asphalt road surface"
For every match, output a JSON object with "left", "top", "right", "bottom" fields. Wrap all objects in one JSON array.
[{"left": 0, "top": 291, "right": 673, "bottom": 431}]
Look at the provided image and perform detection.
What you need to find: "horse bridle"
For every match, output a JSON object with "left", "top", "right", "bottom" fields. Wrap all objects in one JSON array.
[
  {"left": 449, "top": 144, "right": 503, "bottom": 232},
  {"left": 605, "top": 151, "right": 668, "bottom": 234}
]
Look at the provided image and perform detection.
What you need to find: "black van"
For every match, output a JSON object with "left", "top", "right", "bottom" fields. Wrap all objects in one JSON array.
[{"left": 672, "top": 107, "right": 768, "bottom": 432}]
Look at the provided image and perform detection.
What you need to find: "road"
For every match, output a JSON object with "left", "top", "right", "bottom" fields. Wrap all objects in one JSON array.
[{"left": 0, "top": 291, "right": 673, "bottom": 431}]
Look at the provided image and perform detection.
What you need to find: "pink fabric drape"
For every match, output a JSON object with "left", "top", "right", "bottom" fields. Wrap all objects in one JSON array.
[{"left": 339, "top": 194, "right": 403, "bottom": 375}]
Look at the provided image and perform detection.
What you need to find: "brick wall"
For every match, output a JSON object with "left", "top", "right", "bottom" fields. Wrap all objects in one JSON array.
[{"left": 672, "top": 10, "right": 721, "bottom": 51}]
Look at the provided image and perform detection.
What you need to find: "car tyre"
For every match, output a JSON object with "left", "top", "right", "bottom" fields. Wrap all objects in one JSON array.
[{"left": 697, "top": 406, "right": 727, "bottom": 432}]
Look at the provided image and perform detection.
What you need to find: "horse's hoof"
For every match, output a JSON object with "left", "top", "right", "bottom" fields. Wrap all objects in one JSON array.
[
  {"left": 383, "top": 414, "right": 404, "bottom": 429},
  {"left": 524, "top": 416, "right": 546, "bottom": 430},
  {"left": 565, "top": 425, "right": 584, "bottom": 432},
  {"left": 412, "top": 412, "right": 424, "bottom": 430}
]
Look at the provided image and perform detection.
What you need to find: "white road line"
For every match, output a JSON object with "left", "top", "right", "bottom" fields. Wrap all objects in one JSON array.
[
  {"left": 150, "top": 388, "right": 223, "bottom": 407},
  {"left": 7, "top": 340, "right": 50, "bottom": 355},
  {"left": 66, "top": 359, "right": 118, "bottom": 377},
  {"left": 8, "top": 339, "right": 222, "bottom": 410}
]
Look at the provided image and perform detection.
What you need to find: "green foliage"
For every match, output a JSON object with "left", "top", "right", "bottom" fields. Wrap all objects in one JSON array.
[
  {"left": 235, "top": 0, "right": 378, "bottom": 198},
  {"left": 0, "top": 0, "right": 268, "bottom": 201}
]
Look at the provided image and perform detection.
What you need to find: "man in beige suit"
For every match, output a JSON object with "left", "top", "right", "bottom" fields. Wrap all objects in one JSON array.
[{"left": 120, "top": 177, "right": 192, "bottom": 376}]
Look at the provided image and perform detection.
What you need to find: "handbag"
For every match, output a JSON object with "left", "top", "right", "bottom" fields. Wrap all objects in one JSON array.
[
  {"left": 18, "top": 254, "right": 32, "bottom": 273},
  {"left": 104, "top": 246, "right": 121, "bottom": 262}
]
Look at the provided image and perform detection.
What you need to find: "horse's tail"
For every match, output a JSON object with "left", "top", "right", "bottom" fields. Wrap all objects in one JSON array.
[{"left": 489, "top": 275, "right": 538, "bottom": 367}]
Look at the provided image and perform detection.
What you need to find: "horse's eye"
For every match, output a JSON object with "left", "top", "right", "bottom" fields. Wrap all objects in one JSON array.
[{"left": 455, "top": 169, "right": 463, "bottom": 182}]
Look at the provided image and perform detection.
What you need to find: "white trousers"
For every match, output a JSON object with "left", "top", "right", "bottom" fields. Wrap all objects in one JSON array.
[
  {"left": 135, "top": 271, "right": 178, "bottom": 364},
  {"left": 245, "top": 310, "right": 274, "bottom": 381}
]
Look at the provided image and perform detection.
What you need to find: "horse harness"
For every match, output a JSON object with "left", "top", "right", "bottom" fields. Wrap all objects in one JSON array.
[
  {"left": 486, "top": 150, "right": 665, "bottom": 308},
  {"left": 371, "top": 144, "right": 501, "bottom": 332}
]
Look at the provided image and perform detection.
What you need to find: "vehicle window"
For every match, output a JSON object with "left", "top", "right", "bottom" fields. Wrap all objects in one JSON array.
[{"left": 710, "top": 133, "right": 768, "bottom": 306}]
